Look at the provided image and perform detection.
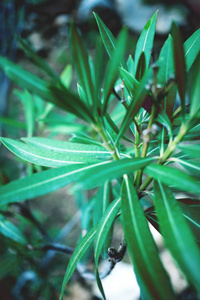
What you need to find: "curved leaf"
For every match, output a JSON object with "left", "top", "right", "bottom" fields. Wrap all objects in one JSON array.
[
  {"left": 94, "top": 197, "right": 121, "bottom": 299},
  {"left": 0, "top": 216, "right": 27, "bottom": 245},
  {"left": 1, "top": 138, "right": 105, "bottom": 166},
  {"left": 177, "top": 143, "right": 200, "bottom": 159},
  {"left": 121, "top": 176, "right": 175, "bottom": 300},
  {"left": 134, "top": 11, "right": 157, "bottom": 74},
  {"left": 144, "top": 164, "right": 200, "bottom": 194},
  {"left": 59, "top": 224, "right": 98, "bottom": 300},
  {"left": 154, "top": 181, "right": 200, "bottom": 292},
  {"left": 184, "top": 28, "right": 200, "bottom": 71}
]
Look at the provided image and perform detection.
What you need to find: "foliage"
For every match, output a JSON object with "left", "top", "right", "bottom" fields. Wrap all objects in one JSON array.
[{"left": 0, "top": 11, "right": 200, "bottom": 300}]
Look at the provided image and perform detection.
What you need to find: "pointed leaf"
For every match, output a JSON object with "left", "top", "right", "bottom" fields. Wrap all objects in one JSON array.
[
  {"left": 102, "top": 28, "right": 127, "bottom": 114},
  {"left": 70, "top": 24, "right": 96, "bottom": 109},
  {"left": 95, "top": 197, "right": 121, "bottom": 299},
  {"left": 1, "top": 137, "right": 108, "bottom": 166},
  {"left": 135, "top": 51, "right": 146, "bottom": 81},
  {"left": 184, "top": 28, "right": 200, "bottom": 71},
  {"left": 171, "top": 22, "right": 186, "bottom": 120},
  {"left": 121, "top": 176, "right": 175, "bottom": 300},
  {"left": 0, "top": 216, "right": 27, "bottom": 245},
  {"left": 59, "top": 224, "right": 97, "bottom": 300},
  {"left": 144, "top": 164, "right": 200, "bottom": 194},
  {"left": 119, "top": 67, "right": 139, "bottom": 94},
  {"left": 74, "top": 157, "right": 155, "bottom": 190},
  {"left": 154, "top": 181, "right": 200, "bottom": 292},
  {"left": 134, "top": 11, "right": 157, "bottom": 74},
  {"left": 177, "top": 143, "right": 200, "bottom": 159},
  {"left": 190, "top": 54, "right": 200, "bottom": 118},
  {"left": 116, "top": 68, "right": 152, "bottom": 144}
]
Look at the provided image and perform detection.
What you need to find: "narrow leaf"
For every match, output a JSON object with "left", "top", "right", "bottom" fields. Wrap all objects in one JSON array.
[
  {"left": 134, "top": 11, "right": 157, "bottom": 74},
  {"left": 171, "top": 22, "right": 186, "bottom": 120},
  {"left": 190, "top": 53, "right": 200, "bottom": 118},
  {"left": 177, "top": 143, "right": 200, "bottom": 159},
  {"left": 184, "top": 28, "right": 200, "bottom": 71},
  {"left": 59, "top": 224, "right": 97, "bottom": 300},
  {"left": 144, "top": 164, "right": 200, "bottom": 194},
  {"left": 95, "top": 197, "right": 121, "bottom": 299},
  {"left": 70, "top": 24, "right": 96, "bottom": 109},
  {"left": 0, "top": 216, "right": 27, "bottom": 245},
  {"left": 154, "top": 181, "right": 200, "bottom": 292},
  {"left": 121, "top": 176, "right": 175, "bottom": 299},
  {"left": 135, "top": 51, "right": 146, "bottom": 81},
  {"left": 1, "top": 137, "right": 107, "bottom": 166},
  {"left": 119, "top": 67, "right": 139, "bottom": 94}
]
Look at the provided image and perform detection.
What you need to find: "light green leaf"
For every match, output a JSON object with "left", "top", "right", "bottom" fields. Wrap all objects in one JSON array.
[
  {"left": 177, "top": 143, "right": 200, "bottom": 159},
  {"left": 184, "top": 28, "right": 200, "bottom": 71},
  {"left": 23, "top": 90, "right": 35, "bottom": 137},
  {"left": 121, "top": 176, "right": 175, "bottom": 300},
  {"left": 1, "top": 137, "right": 106, "bottom": 166},
  {"left": 59, "top": 224, "right": 97, "bottom": 300},
  {"left": 60, "top": 64, "right": 72, "bottom": 88},
  {"left": 74, "top": 157, "right": 155, "bottom": 190},
  {"left": 134, "top": 11, "right": 157, "bottom": 74},
  {"left": 94, "top": 197, "right": 121, "bottom": 300},
  {"left": 70, "top": 24, "right": 96, "bottom": 110},
  {"left": 158, "top": 34, "right": 174, "bottom": 85},
  {"left": 144, "top": 164, "right": 200, "bottom": 194},
  {"left": 154, "top": 181, "right": 200, "bottom": 292},
  {"left": 22, "top": 137, "right": 112, "bottom": 159},
  {"left": 0, "top": 216, "right": 27, "bottom": 245}
]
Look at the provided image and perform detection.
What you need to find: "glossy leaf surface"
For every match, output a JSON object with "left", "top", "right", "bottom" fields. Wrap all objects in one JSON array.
[
  {"left": 154, "top": 181, "right": 200, "bottom": 292},
  {"left": 121, "top": 176, "right": 175, "bottom": 299},
  {"left": 0, "top": 216, "right": 27, "bottom": 245}
]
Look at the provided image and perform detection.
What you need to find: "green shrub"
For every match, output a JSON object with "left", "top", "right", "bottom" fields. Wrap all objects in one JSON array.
[{"left": 0, "top": 11, "right": 200, "bottom": 299}]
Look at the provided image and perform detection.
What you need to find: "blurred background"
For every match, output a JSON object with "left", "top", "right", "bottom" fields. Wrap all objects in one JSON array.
[{"left": 0, "top": 0, "right": 200, "bottom": 299}]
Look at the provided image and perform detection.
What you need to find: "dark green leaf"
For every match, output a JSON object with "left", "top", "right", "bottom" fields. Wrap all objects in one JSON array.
[
  {"left": 119, "top": 67, "right": 139, "bottom": 94},
  {"left": 102, "top": 28, "right": 127, "bottom": 114},
  {"left": 121, "top": 176, "right": 175, "bottom": 299},
  {"left": 135, "top": 51, "right": 146, "bottom": 81},
  {"left": 154, "top": 181, "right": 200, "bottom": 292},
  {"left": 171, "top": 22, "right": 186, "bottom": 120},
  {"left": 144, "top": 164, "right": 200, "bottom": 194},
  {"left": 70, "top": 24, "right": 96, "bottom": 109},
  {"left": 190, "top": 54, "right": 200, "bottom": 118}
]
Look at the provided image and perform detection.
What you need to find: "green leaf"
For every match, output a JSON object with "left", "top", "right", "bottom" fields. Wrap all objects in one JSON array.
[
  {"left": 0, "top": 215, "right": 27, "bottom": 245},
  {"left": 135, "top": 51, "right": 146, "bottom": 81},
  {"left": 144, "top": 164, "right": 200, "bottom": 194},
  {"left": 1, "top": 137, "right": 109, "bottom": 167},
  {"left": 157, "top": 110, "right": 173, "bottom": 141},
  {"left": 0, "top": 56, "right": 95, "bottom": 123},
  {"left": 0, "top": 165, "right": 84, "bottom": 206},
  {"left": 59, "top": 224, "right": 97, "bottom": 300},
  {"left": 119, "top": 67, "right": 139, "bottom": 94},
  {"left": 0, "top": 116, "right": 26, "bottom": 129},
  {"left": 190, "top": 54, "right": 200, "bottom": 118},
  {"left": 23, "top": 90, "right": 35, "bottom": 137},
  {"left": 95, "top": 197, "right": 121, "bottom": 299},
  {"left": 18, "top": 37, "right": 59, "bottom": 80},
  {"left": 134, "top": 11, "right": 158, "bottom": 74},
  {"left": 158, "top": 34, "right": 174, "bottom": 85},
  {"left": 102, "top": 28, "right": 127, "bottom": 114},
  {"left": 154, "top": 181, "right": 200, "bottom": 292},
  {"left": 60, "top": 64, "right": 72, "bottom": 88},
  {"left": 116, "top": 68, "right": 152, "bottom": 144},
  {"left": 74, "top": 157, "right": 155, "bottom": 190},
  {"left": 23, "top": 137, "right": 112, "bottom": 159},
  {"left": 121, "top": 176, "right": 175, "bottom": 300},
  {"left": 177, "top": 143, "right": 200, "bottom": 159},
  {"left": 171, "top": 22, "right": 186, "bottom": 120},
  {"left": 94, "top": 12, "right": 116, "bottom": 59},
  {"left": 70, "top": 24, "right": 96, "bottom": 110},
  {"left": 184, "top": 28, "right": 200, "bottom": 71}
]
